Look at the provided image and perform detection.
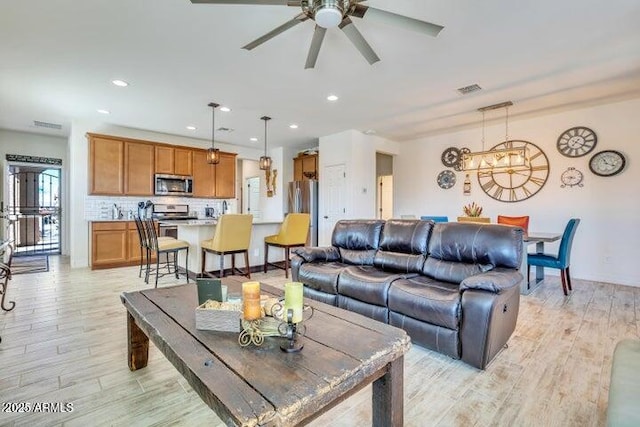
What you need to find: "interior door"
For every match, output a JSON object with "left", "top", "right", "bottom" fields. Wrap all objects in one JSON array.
[
  {"left": 377, "top": 175, "right": 393, "bottom": 220},
  {"left": 245, "top": 176, "right": 262, "bottom": 220},
  {"left": 320, "top": 164, "right": 346, "bottom": 246}
]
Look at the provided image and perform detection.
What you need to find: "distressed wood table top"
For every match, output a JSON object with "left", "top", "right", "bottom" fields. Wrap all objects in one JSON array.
[{"left": 121, "top": 278, "right": 411, "bottom": 426}]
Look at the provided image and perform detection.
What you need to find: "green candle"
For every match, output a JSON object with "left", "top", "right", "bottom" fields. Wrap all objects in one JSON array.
[{"left": 284, "top": 282, "right": 304, "bottom": 324}]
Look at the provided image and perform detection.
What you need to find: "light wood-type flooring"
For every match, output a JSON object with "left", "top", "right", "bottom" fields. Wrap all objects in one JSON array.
[{"left": 0, "top": 256, "right": 638, "bottom": 426}]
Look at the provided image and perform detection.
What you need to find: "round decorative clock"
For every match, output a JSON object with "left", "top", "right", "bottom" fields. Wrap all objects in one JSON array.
[
  {"left": 560, "top": 167, "right": 584, "bottom": 188},
  {"left": 477, "top": 140, "right": 550, "bottom": 202},
  {"left": 437, "top": 170, "right": 456, "bottom": 189},
  {"left": 589, "top": 150, "right": 626, "bottom": 177},
  {"left": 556, "top": 126, "right": 597, "bottom": 157},
  {"left": 441, "top": 147, "right": 462, "bottom": 168}
]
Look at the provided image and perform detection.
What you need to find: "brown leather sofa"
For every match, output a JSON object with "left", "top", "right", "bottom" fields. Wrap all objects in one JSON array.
[{"left": 290, "top": 219, "right": 523, "bottom": 369}]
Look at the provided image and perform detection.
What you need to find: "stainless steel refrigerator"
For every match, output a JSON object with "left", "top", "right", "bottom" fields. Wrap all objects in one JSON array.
[{"left": 287, "top": 180, "right": 318, "bottom": 246}]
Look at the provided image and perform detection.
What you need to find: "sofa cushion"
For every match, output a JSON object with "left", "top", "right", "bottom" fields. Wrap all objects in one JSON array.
[
  {"left": 422, "top": 257, "right": 493, "bottom": 284},
  {"left": 388, "top": 276, "right": 461, "bottom": 330},
  {"left": 373, "top": 219, "right": 432, "bottom": 273},
  {"left": 337, "top": 295, "right": 389, "bottom": 323},
  {"left": 296, "top": 262, "right": 351, "bottom": 295},
  {"left": 338, "top": 265, "right": 414, "bottom": 306},
  {"left": 427, "top": 222, "right": 523, "bottom": 269},
  {"left": 332, "top": 220, "right": 385, "bottom": 265}
]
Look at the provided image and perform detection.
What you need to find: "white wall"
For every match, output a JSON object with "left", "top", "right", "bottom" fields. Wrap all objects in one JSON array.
[
  {"left": 0, "top": 129, "right": 69, "bottom": 254},
  {"left": 67, "top": 120, "right": 269, "bottom": 268},
  {"left": 394, "top": 97, "right": 640, "bottom": 287}
]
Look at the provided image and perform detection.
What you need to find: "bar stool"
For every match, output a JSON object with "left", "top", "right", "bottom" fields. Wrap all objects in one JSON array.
[
  {"left": 201, "top": 214, "right": 253, "bottom": 278},
  {"left": 263, "top": 213, "right": 310, "bottom": 278},
  {"left": 143, "top": 218, "right": 190, "bottom": 287},
  {"left": 134, "top": 216, "right": 174, "bottom": 279}
]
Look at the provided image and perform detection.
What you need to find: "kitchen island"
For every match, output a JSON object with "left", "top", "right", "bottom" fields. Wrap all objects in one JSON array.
[{"left": 159, "top": 219, "right": 282, "bottom": 276}]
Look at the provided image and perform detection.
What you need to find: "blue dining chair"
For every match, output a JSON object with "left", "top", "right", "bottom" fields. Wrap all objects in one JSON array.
[
  {"left": 420, "top": 216, "right": 449, "bottom": 223},
  {"left": 527, "top": 218, "right": 580, "bottom": 295}
]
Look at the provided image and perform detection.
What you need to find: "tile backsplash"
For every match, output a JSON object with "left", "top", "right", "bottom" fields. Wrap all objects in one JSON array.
[{"left": 85, "top": 196, "right": 237, "bottom": 220}]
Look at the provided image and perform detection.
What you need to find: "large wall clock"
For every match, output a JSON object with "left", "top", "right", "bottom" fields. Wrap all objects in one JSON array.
[
  {"left": 477, "top": 140, "right": 550, "bottom": 202},
  {"left": 556, "top": 126, "right": 597, "bottom": 157}
]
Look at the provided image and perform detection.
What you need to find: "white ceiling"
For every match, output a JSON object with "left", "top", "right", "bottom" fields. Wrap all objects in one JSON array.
[{"left": 1, "top": 0, "right": 640, "bottom": 150}]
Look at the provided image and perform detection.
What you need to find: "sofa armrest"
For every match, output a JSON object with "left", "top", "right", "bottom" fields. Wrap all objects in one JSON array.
[
  {"left": 293, "top": 246, "right": 341, "bottom": 263},
  {"left": 460, "top": 268, "right": 523, "bottom": 294}
]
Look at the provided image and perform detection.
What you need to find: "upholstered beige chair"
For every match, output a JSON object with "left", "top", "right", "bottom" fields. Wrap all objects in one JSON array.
[
  {"left": 201, "top": 214, "right": 253, "bottom": 278},
  {"left": 263, "top": 213, "right": 310, "bottom": 278}
]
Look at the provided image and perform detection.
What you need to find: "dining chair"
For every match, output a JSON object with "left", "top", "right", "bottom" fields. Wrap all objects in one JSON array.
[
  {"left": 0, "top": 242, "right": 15, "bottom": 312},
  {"left": 527, "top": 218, "right": 580, "bottom": 295},
  {"left": 263, "top": 213, "right": 310, "bottom": 278},
  {"left": 420, "top": 216, "right": 449, "bottom": 223},
  {"left": 143, "top": 218, "right": 190, "bottom": 287},
  {"left": 497, "top": 215, "right": 530, "bottom": 233},
  {"left": 201, "top": 214, "right": 253, "bottom": 279}
]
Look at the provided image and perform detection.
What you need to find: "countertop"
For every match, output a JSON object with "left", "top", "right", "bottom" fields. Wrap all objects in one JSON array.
[{"left": 157, "top": 219, "right": 282, "bottom": 226}]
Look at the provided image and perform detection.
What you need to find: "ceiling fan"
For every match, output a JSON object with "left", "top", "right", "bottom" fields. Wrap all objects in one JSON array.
[{"left": 190, "top": 0, "right": 444, "bottom": 69}]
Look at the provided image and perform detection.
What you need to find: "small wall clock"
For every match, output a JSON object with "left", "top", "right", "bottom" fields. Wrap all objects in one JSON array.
[
  {"left": 441, "top": 147, "right": 462, "bottom": 168},
  {"left": 437, "top": 170, "right": 456, "bottom": 189},
  {"left": 557, "top": 126, "right": 597, "bottom": 157},
  {"left": 560, "top": 167, "right": 584, "bottom": 188},
  {"left": 477, "top": 140, "right": 550, "bottom": 202},
  {"left": 589, "top": 150, "right": 626, "bottom": 177}
]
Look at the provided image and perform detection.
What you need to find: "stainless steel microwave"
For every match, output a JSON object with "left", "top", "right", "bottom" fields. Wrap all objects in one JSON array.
[{"left": 154, "top": 174, "right": 193, "bottom": 197}]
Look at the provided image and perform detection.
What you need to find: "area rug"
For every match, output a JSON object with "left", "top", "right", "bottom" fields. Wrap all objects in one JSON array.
[{"left": 11, "top": 255, "right": 49, "bottom": 275}]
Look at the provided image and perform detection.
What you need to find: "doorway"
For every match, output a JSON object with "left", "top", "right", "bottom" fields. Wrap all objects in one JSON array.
[
  {"left": 5, "top": 165, "right": 61, "bottom": 255},
  {"left": 244, "top": 176, "right": 262, "bottom": 220},
  {"left": 376, "top": 153, "right": 394, "bottom": 220}
]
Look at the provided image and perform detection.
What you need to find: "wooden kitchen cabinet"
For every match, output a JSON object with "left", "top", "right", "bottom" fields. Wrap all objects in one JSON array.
[
  {"left": 192, "top": 149, "right": 236, "bottom": 199},
  {"left": 293, "top": 153, "right": 318, "bottom": 181},
  {"left": 124, "top": 141, "right": 154, "bottom": 195},
  {"left": 155, "top": 146, "right": 193, "bottom": 176},
  {"left": 91, "top": 221, "right": 156, "bottom": 269},
  {"left": 214, "top": 152, "right": 237, "bottom": 198},
  {"left": 192, "top": 149, "right": 215, "bottom": 198},
  {"left": 89, "top": 136, "right": 124, "bottom": 195},
  {"left": 91, "top": 222, "right": 129, "bottom": 269}
]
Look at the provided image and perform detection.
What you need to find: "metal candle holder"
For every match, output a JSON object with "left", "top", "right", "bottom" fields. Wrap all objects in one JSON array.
[{"left": 276, "top": 304, "right": 314, "bottom": 353}]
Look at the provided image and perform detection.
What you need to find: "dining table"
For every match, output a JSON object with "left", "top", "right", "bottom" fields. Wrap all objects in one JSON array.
[{"left": 520, "top": 232, "right": 562, "bottom": 294}]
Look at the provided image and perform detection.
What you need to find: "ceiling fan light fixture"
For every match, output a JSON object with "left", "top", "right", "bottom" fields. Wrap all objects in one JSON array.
[{"left": 315, "top": 6, "right": 343, "bottom": 28}]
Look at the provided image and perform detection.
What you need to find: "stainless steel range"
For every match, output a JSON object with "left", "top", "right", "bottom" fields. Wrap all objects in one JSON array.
[{"left": 152, "top": 204, "right": 197, "bottom": 238}]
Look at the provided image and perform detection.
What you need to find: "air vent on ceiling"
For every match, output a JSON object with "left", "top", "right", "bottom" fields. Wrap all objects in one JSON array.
[
  {"left": 33, "top": 120, "right": 62, "bottom": 130},
  {"left": 217, "top": 127, "right": 234, "bottom": 133},
  {"left": 457, "top": 84, "right": 482, "bottom": 95}
]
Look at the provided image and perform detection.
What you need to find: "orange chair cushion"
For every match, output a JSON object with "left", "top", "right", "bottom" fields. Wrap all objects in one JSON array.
[{"left": 497, "top": 215, "right": 529, "bottom": 233}]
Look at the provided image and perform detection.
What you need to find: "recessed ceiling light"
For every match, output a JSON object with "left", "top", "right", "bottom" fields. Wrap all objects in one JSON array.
[
  {"left": 97, "top": 109, "right": 110, "bottom": 115},
  {"left": 327, "top": 94, "right": 339, "bottom": 101},
  {"left": 250, "top": 137, "right": 258, "bottom": 142},
  {"left": 111, "top": 79, "right": 129, "bottom": 87},
  {"left": 220, "top": 106, "right": 231, "bottom": 112},
  {"left": 186, "top": 126, "right": 197, "bottom": 131},
  {"left": 289, "top": 124, "right": 299, "bottom": 129}
]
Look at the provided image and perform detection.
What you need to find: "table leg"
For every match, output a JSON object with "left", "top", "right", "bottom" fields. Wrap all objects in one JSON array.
[
  {"left": 535, "top": 241, "right": 545, "bottom": 283},
  {"left": 372, "top": 356, "right": 404, "bottom": 427},
  {"left": 127, "top": 312, "right": 149, "bottom": 371}
]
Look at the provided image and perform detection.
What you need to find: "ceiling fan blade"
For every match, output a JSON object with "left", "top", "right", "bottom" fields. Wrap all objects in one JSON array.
[
  {"left": 350, "top": 4, "right": 444, "bottom": 37},
  {"left": 305, "top": 25, "right": 327, "bottom": 69},
  {"left": 339, "top": 17, "right": 380, "bottom": 65},
  {"left": 190, "top": 1, "right": 299, "bottom": 5},
  {"left": 242, "top": 13, "right": 309, "bottom": 50}
]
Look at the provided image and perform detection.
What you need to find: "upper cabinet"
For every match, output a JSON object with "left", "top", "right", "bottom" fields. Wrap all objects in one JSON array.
[
  {"left": 89, "top": 135, "right": 125, "bottom": 195},
  {"left": 155, "top": 146, "right": 193, "bottom": 176},
  {"left": 88, "top": 133, "right": 236, "bottom": 198},
  {"left": 192, "top": 149, "right": 237, "bottom": 199},
  {"left": 124, "top": 141, "right": 155, "bottom": 195},
  {"left": 293, "top": 153, "right": 318, "bottom": 181}
]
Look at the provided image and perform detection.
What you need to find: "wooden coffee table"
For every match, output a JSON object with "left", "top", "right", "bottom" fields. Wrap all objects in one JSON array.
[{"left": 121, "top": 277, "right": 411, "bottom": 426}]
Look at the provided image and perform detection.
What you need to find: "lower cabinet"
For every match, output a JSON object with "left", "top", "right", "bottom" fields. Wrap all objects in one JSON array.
[{"left": 91, "top": 221, "right": 155, "bottom": 270}]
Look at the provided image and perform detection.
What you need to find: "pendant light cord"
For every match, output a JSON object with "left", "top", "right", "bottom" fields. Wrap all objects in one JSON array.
[
  {"left": 504, "top": 105, "right": 509, "bottom": 143},
  {"left": 481, "top": 110, "right": 486, "bottom": 151},
  {"left": 208, "top": 102, "right": 219, "bottom": 150}
]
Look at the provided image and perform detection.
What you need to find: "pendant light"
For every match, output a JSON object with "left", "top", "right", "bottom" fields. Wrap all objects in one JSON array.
[
  {"left": 259, "top": 116, "right": 272, "bottom": 170},
  {"left": 207, "top": 102, "right": 220, "bottom": 164}
]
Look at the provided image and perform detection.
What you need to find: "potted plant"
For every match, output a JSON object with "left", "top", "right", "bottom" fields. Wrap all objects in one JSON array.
[{"left": 458, "top": 202, "right": 490, "bottom": 223}]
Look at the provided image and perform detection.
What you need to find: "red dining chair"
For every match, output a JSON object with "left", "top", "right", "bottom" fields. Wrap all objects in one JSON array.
[{"left": 497, "top": 215, "right": 530, "bottom": 234}]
